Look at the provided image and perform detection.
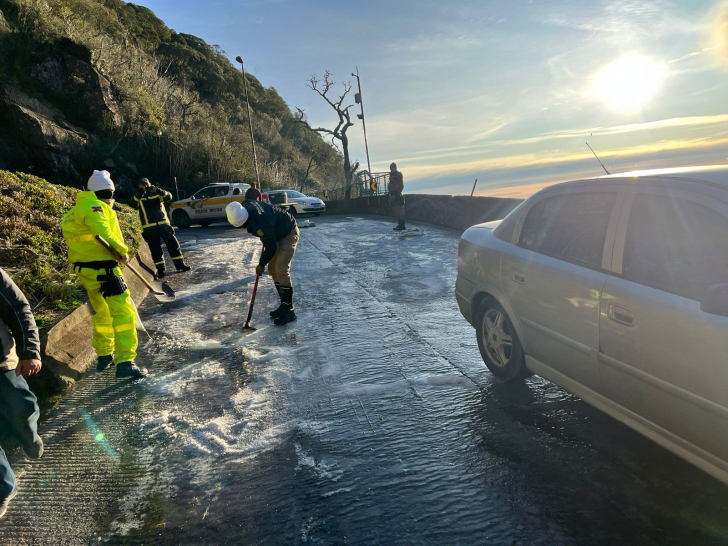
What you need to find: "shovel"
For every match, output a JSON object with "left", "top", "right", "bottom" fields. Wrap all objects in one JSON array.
[
  {"left": 242, "top": 273, "right": 260, "bottom": 332},
  {"left": 94, "top": 236, "right": 176, "bottom": 303}
]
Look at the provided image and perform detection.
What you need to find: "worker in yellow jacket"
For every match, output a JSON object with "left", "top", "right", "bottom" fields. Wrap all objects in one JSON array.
[{"left": 61, "top": 170, "right": 148, "bottom": 379}]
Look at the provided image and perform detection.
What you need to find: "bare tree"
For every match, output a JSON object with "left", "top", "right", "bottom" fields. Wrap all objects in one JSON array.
[{"left": 297, "top": 71, "right": 356, "bottom": 199}]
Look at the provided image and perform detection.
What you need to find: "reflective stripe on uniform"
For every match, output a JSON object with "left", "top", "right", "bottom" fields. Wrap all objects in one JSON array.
[
  {"left": 65, "top": 233, "right": 95, "bottom": 243},
  {"left": 142, "top": 219, "right": 170, "bottom": 229},
  {"left": 114, "top": 323, "right": 135, "bottom": 333},
  {"left": 95, "top": 325, "right": 115, "bottom": 334},
  {"left": 171, "top": 254, "right": 183, "bottom": 260},
  {"left": 154, "top": 260, "right": 165, "bottom": 265}
]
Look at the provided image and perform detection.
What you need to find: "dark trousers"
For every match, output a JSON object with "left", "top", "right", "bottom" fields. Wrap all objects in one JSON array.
[
  {"left": 0, "top": 369, "right": 40, "bottom": 498},
  {"left": 142, "top": 224, "right": 184, "bottom": 271}
]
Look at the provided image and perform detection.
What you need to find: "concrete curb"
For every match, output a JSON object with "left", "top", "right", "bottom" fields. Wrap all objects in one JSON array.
[
  {"left": 323, "top": 194, "right": 523, "bottom": 230},
  {"left": 32, "top": 244, "right": 154, "bottom": 393}
]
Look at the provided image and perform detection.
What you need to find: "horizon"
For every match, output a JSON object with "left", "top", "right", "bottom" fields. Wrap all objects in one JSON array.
[{"left": 136, "top": 0, "right": 728, "bottom": 198}]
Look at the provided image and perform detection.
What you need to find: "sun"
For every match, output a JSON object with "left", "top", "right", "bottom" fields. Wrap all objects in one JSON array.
[{"left": 590, "top": 55, "right": 667, "bottom": 112}]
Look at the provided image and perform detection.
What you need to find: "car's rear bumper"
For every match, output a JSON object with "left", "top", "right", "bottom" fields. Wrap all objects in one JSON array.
[
  {"left": 302, "top": 205, "right": 326, "bottom": 212},
  {"left": 455, "top": 275, "right": 475, "bottom": 325}
]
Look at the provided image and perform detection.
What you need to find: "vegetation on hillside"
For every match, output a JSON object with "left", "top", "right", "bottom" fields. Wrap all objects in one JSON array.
[
  {"left": 0, "top": 170, "right": 140, "bottom": 327},
  {"left": 0, "top": 0, "right": 346, "bottom": 195}
]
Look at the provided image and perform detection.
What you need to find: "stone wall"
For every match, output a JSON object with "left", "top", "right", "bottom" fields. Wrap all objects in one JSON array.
[{"left": 324, "top": 194, "right": 523, "bottom": 230}]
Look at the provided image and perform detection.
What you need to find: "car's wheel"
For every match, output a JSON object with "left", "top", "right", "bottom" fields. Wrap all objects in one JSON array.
[
  {"left": 475, "top": 298, "right": 531, "bottom": 381},
  {"left": 199, "top": 221, "right": 212, "bottom": 227},
  {"left": 172, "top": 210, "right": 192, "bottom": 229}
]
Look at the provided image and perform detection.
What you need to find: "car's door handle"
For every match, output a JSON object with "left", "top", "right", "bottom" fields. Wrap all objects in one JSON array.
[
  {"left": 608, "top": 303, "right": 633, "bottom": 326},
  {"left": 512, "top": 270, "right": 526, "bottom": 284}
]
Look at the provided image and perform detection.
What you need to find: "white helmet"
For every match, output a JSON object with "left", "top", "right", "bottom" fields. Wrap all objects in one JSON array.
[
  {"left": 87, "top": 170, "right": 115, "bottom": 192},
  {"left": 226, "top": 201, "right": 248, "bottom": 227}
]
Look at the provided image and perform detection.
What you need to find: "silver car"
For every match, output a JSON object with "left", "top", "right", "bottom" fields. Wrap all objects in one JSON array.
[{"left": 456, "top": 165, "right": 728, "bottom": 485}]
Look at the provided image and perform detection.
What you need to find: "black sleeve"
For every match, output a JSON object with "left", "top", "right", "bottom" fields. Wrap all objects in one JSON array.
[
  {"left": 131, "top": 193, "right": 142, "bottom": 209},
  {"left": 0, "top": 268, "right": 41, "bottom": 361}
]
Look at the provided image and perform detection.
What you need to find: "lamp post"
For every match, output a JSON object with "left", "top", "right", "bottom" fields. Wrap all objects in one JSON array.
[
  {"left": 351, "top": 67, "right": 373, "bottom": 192},
  {"left": 235, "top": 55, "right": 261, "bottom": 187}
]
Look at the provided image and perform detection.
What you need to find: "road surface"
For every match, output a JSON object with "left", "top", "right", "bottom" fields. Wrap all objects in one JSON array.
[{"left": 2, "top": 215, "right": 727, "bottom": 545}]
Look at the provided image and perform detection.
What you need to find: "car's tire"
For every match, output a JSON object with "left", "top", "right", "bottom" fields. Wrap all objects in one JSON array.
[
  {"left": 172, "top": 210, "right": 192, "bottom": 229},
  {"left": 199, "top": 221, "right": 212, "bottom": 227},
  {"left": 475, "top": 298, "right": 531, "bottom": 381}
]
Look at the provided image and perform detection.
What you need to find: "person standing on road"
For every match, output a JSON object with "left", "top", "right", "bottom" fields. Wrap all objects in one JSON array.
[
  {"left": 132, "top": 178, "right": 191, "bottom": 279},
  {"left": 0, "top": 268, "right": 43, "bottom": 519},
  {"left": 389, "top": 162, "right": 406, "bottom": 231},
  {"left": 245, "top": 181, "right": 262, "bottom": 201},
  {"left": 61, "top": 170, "right": 147, "bottom": 379},
  {"left": 225, "top": 200, "right": 300, "bottom": 325}
]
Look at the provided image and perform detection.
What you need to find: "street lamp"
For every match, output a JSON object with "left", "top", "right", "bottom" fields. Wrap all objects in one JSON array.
[
  {"left": 236, "top": 55, "right": 261, "bottom": 187},
  {"left": 351, "top": 67, "right": 374, "bottom": 193}
]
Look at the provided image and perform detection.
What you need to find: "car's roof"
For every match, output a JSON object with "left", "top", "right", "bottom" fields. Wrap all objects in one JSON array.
[
  {"left": 547, "top": 165, "right": 728, "bottom": 193},
  {"left": 207, "top": 182, "right": 249, "bottom": 186}
]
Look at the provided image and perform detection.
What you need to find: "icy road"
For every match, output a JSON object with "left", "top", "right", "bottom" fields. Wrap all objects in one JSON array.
[{"left": 2, "top": 215, "right": 728, "bottom": 545}]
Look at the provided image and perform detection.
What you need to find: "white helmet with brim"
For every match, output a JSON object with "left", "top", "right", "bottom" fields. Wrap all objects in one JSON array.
[{"left": 226, "top": 201, "right": 248, "bottom": 227}]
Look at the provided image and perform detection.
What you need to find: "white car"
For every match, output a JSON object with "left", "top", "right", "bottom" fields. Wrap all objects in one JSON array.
[
  {"left": 455, "top": 165, "right": 728, "bottom": 485},
  {"left": 266, "top": 190, "right": 325, "bottom": 216},
  {"left": 170, "top": 183, "right": 250, "bottom": 228}
]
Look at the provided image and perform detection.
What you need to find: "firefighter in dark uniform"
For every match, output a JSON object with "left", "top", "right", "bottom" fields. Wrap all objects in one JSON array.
[
  {"left": 132, "top": 178, "right": 191, "bottom": 278},
  {"left": 225, "top": 200, "right": 299, "bottom": 325}
]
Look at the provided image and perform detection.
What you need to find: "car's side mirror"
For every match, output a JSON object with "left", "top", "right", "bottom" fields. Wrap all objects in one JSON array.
[{"left": 700, "top": 283, "right": 728, "bottom": 316}]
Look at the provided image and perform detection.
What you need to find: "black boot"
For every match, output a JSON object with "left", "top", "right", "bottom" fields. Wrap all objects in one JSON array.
[
  {"left": 97, "top": 353, "right": 114, "bottom": 372},
  {"left": 156, "top": 268, "right": 165, "bottom": 280},
  {"left": 173, "top": 258, "right": 191, "bottom": 272},
  {"left": 274, "top": 286, "right": 297, "bottom": 325},
  {"left": 270, "top": 283, "right": 285, "bottom": 318},
  {"left": 393, "top": 220, "right": 406, "bottom": 231},
  {"left": 116, "top": 361, "right": 148, "bottom": 379}
]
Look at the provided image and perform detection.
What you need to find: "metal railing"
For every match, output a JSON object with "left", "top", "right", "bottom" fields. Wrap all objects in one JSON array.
[{"left": 313, "top": 172, "right": 391, "bottom": 202}]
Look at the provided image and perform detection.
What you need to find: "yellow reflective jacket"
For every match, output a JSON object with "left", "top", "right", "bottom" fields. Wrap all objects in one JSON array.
[{"left": 61, "top": 191, "right": 129, "bottom": 263}]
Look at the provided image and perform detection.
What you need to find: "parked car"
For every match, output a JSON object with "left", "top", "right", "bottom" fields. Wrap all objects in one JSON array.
[
  {"left": 455, "top": 165, "right": 728, "bottom": 485},
  {"left": 170, "top": 183, "right": 250, "bottom": 228},
  {"left": 266, "top": 190, "right": 325, "bottom": 216}
]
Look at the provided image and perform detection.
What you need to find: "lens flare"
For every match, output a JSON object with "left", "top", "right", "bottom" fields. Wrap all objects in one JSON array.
[{"left": 590, "top": 55, "right": 667, "bottom": 112}]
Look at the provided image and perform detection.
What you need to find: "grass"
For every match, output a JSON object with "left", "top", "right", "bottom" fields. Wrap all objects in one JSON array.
[{"left": 0, "top": 170, "right": 141, "bottom": 328}]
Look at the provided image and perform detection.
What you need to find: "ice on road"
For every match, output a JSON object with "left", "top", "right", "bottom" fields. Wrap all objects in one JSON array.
[{"left": 2, "top": 216, "right": 727, "bottom": 545}]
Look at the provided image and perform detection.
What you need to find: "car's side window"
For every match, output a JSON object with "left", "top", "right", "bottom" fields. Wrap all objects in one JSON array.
[
  {"left": 194, "top": 187, "right": 214, "bottom": 199},
  {"left": 621, "top": 194, "right": 728, "bottom": 301},
  {"left": 518, "top": 192, "right": 616, "bottom": 269}
]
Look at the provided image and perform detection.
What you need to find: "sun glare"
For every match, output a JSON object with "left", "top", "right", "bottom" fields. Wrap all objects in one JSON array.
[{"left": 590, "top": 55, "right": 667, "bottom": 112}]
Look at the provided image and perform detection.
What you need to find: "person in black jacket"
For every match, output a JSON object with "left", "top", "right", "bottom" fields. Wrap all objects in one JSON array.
[
  {"left": 132, "top": 178, "right": 191, "bottom": 279},
  {"left": 226, "top": 200, "right": 300, "bottom": 325},
  {"left": 0, "top": 268, "right": 43, "bottom": 519}
]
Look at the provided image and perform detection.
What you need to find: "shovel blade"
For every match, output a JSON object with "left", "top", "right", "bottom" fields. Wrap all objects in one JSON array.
[{"left": 151, "top": 279, "right": 176, "bottom": 302}]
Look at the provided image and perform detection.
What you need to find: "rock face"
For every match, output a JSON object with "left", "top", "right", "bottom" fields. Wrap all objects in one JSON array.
[
  {"left": 1, "top": 87, "right": 86, "bottom": 184},
  {"left": 32, "top": 40, "right": 122, "bottom": 128}
]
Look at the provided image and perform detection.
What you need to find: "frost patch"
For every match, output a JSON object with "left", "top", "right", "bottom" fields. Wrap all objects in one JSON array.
[{"left": 294, "top": 443, "right": 343, "bottom": 482}]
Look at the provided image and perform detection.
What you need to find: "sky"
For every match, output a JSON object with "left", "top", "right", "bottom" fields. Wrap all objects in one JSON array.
[{"left": 136, "top": 0, "right": 728, "bottom": 197}]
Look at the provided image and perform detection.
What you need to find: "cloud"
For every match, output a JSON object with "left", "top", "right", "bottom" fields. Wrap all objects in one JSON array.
[{"left": 397, "top": 134, "right": 728, "bottom": 180}]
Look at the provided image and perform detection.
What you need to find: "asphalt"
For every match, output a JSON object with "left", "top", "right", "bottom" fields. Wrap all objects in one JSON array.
[{"left": 1, "top": 215, "right": 727, "bottom": 545}]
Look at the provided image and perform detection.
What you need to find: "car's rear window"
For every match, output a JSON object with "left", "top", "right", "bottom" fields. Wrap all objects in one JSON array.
[{"left": 518, "top": 192, "right": 616, "bottom": 269}]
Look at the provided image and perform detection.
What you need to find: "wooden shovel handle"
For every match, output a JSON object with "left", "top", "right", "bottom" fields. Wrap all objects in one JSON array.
[{"left": 94, "top": 235, "right": 162, "bottom": 295}]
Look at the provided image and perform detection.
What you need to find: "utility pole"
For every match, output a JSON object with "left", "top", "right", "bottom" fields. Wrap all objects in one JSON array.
[
  {"left": 235, "top": 56, "right": 261, "bottom": 187},
  {"left": 351, "top": 67, "right": 373, "bottom": 192}
]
